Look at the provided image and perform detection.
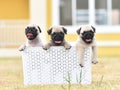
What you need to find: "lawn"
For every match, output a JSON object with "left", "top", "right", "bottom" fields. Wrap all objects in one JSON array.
[{"left": 0, "top": 57, "right": 120, "bottom": 90}]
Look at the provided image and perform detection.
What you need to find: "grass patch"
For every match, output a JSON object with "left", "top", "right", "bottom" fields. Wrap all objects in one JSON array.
[{"left": 0, "top": 57, "right": 120, "bottom": 90}]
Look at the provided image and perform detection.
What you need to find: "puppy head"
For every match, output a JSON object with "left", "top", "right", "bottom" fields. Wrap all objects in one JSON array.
[
  {"left": 77, "top": 25, "right": 95, "bottom": 44},
  {"left": 25, "top": 25, "right": 41, "bottom": 40},
  {"left": 47, "top": 26, "right": 67, "bottom": 45}
]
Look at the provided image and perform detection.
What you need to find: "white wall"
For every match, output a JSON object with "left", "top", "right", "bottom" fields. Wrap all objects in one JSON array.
[
  {"left": 52, "top": 0, "right": 60, "bottom": 25},
  {"left": 29, "top": 0, "right": 47, "bottom": 43}
]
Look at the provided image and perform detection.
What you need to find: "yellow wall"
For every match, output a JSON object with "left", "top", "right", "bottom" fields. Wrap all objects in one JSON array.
[
  {"left": 98, "top": 46, "right": 120, "bottom": 57},
  {"left": 65, "top": 33, "right": 120, "bottom": 41},
  {"left": 46, "top": 0, "right": 52, "bottom": 40},
  {"left": 46, "top": 0, "right": 52, "bottom": 29},
  {"left": 0, "top": 0, "right": 29, "bottom": 19},
  {"left": 96, "top": 33, "right": 120, "bottom": 41}
]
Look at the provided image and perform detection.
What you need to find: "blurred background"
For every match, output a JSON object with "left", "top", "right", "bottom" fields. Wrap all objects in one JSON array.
[{"left": 0, "top": 0, "right": 120, "bottom": 57}]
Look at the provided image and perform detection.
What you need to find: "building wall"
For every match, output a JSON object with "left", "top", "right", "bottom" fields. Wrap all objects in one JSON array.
[
  {"left": 0, "top": 0, "right": 29, "bottom": 48},
  {"left": 0, "top": 0, "right": 47, "bottom": 47},
  {"left": 0, "top": 0, "right": 29, "bottom": 19}
]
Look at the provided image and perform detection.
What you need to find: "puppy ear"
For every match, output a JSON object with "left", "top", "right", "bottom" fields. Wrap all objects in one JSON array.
[
  {"left": 25, "top": 28, "right": 27, "bottom": 34},
  {"left": 37, "top": 26, "right": 42, "bottom": 33},
  {"left": 47, "top": 28, "right": 52, "bottom": 35},
  {"left": 91, "top": 26, "right": 96, "bottom": 33},
  {"left": 62, "top": 27, "right": 67, "bottom": 34},
  {"left": 25, "top": 27, "right": 29, "bottom": 34},
  {"left": 76, "top": 28, "right": 81, "bottom": 35}
]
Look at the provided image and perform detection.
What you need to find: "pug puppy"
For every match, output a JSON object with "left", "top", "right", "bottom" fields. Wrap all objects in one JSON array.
[
  {"left": 76, "top": 25, "right": 98, "bottom": 67},
  {"left": 42, "top": 26, "right": 71, "bottom": 50},
  {"left": 19, "top": 25, "right": 43, "bottom": 51}
]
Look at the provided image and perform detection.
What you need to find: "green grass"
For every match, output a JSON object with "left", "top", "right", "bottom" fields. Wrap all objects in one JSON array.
[{"left": 0, "top": 57, "right": 120, "bottom": 90}]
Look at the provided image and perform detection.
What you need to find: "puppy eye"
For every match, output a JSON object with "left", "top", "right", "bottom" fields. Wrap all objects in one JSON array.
[
  {"left": 82, "top": 31, "right": 86, "bottom": 34},
  {"left": 60, "top": 32, "right": 63, "bottom": 34},
  {"left": 32, "top": 27, "right": 34, "bottom": 29},
  {"left": 83, "top": 31, "right": 87, "bottom": 33},
  {"left": 82, "top": 33, "right": 84, "bottom": 35},
  {"left": 90, "top": 31, "right": 94, "bottom": 33},
  {"left": 52, "top": 32, "right": 56, "bottom": 35}
]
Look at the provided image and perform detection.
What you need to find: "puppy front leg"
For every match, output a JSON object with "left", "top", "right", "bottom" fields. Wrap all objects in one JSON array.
[
  {"left": 18, "top": 44, "right": 26, "bottom": 51},
  {"left": 64, "top": 41, "right": 71, "bottom": 50},
  {"left": 92, "top": 46, "right": 98, "bottom": 64},
  {"left": 76, "top": 45, "right": 85, "bottom": 67},
  {"left": 42, "top": 42, "right": 51, "bottom": 50}
]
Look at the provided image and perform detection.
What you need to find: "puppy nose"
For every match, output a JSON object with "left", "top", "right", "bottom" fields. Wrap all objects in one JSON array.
[
  {"left": 86, "top": 33, "right": 92, "bottom": 38},
  {"left": 29, "top": 29, "right": 34, "bottom": 32}
]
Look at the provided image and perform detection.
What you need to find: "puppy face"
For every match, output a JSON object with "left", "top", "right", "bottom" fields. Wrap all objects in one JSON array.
[
  {"left": 25, "top": 25, "right": 41, "bottom": 40},
  {"left": 47, "top": 26, "right": 67, "bottom": 45},
  {"left": 77, "top": 25, "right": 95, "bottom": 44}
]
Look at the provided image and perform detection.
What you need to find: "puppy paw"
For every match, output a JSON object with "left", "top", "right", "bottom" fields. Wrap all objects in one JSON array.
[
  {"left": 79, "top": 64, "right": 84, "bottom": 68},
  {"left": 42, "top": 47, "right": 48, "bottom": 50},
  {"left": 42, "top": 45, "right": 50, "bottom": 50},
  {"left": 92, "top": 60, "right": 98, "bottom": 64},
  {"left": 18, "top": 45, "right": 26, "bottom": 51},
  {"left": 65, "top": 45, "right": 71, "bottom": 50},
  {"left": 18, "top": 48, "right": 24, "bottom": 51}
]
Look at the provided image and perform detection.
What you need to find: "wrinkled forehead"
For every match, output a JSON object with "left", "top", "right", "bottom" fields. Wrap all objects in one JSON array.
[
  {"left": 81, "top": 26, "right": 93, "bottom": 33},
  {"left": 52, "top": 27, "right": 63, "bottom": 33},
  {"left": 26, "top": 25, "right": 38, "bottom": 30}
]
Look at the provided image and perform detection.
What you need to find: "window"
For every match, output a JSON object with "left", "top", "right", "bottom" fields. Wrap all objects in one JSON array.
[
  {"left": 76, "top": 0, "right": 88, "bottom": 25},
  {"left": 60, "top": 0, "right": 72, "bottom": 25},
  {"left": 112, "top": 0, "right": 120, "bottom": 25},
  {"left": 58, "top": 0, "right": 120, "bottom": 25},
  {"left": 95, "top": 0, "right": 107, "bottom": 25}
]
